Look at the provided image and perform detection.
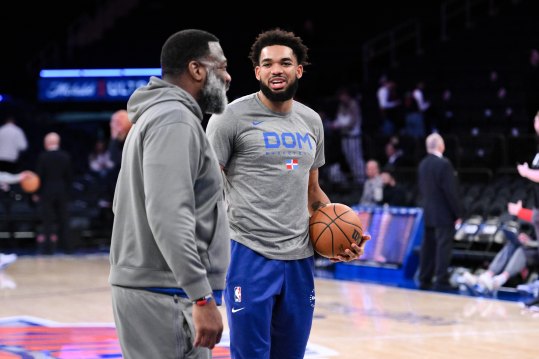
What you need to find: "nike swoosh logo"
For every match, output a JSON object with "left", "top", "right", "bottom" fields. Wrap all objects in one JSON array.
[
  {"left": 252, "top": 121, "right": 264, "bottom": 126},
  {"left": 231, "top": 307, "right": 245, "bottom": 313}
]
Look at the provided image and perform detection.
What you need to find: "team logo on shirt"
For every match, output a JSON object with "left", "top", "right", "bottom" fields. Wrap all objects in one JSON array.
[
  {"left": 263, "top": 131, "right": 313, "bottom": 150},
  {"left": 286, "top": 159, "right": 299, "bottom": 170},
  {"left": 234, "top": 286, "right": 242, "bottom": 302}
]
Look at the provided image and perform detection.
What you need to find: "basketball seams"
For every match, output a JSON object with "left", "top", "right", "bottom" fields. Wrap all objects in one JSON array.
[
  {"left": 311, "top": 222, "right": 335, "bottom": 257},
  {"left": 330, "top": 221, "right": 355, "bottom": 246},
  {"left": 317, "top": 209, "right": 338, "bottom": 226},
  {"left": 311, "top": 209, "right": 339, "bottom": 257},
  {"left": 316, "top": 208, "right": 363, "bottom": 233},
  {"left": 335, "top": 217, "right": 363, "bottom": 232},
  {"left": 309, "top": 204, "right": 364, "bottom": 258}
]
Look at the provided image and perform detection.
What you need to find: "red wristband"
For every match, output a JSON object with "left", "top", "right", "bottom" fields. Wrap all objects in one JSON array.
[
  {"left": 193, "top": 294, "right": 213, "bottom": 306},
  {"left": 517, "top": 208, "right": 533, "bottom": 222}
]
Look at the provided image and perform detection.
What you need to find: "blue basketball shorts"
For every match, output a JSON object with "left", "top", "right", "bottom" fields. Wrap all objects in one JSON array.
[{"left": 225, "top": 241, "right": 315, "bottom": 359}]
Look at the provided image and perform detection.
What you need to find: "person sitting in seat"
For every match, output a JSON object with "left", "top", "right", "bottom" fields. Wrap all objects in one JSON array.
[
  {"left": 380, "top": 169, "right": 408, "bottom": 207},
  {"left": 459, "top": 200, "right": 538, "bottom": 294}
]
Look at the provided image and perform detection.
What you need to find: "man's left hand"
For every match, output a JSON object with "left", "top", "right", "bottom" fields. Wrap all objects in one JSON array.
[{"left": 330, "top": 234, "right": 371, "bottom": 263}]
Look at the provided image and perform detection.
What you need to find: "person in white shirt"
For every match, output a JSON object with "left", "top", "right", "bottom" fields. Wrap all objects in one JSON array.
[
  {"left": 0, "top": 116, "right": 28, "bottom": 173},
  {"left": 377, "top": 76, "right": 402, "bottom": 135},
  {"left": 359, "top": 159, "right": 383, "bottom": 205},
  {"left": 330, "top": 87, "right": 365, "bottom": 185}
]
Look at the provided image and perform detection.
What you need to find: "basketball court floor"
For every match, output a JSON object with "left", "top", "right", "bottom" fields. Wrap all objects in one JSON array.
[{"left": 0, "top": 254, "right": 538, "bottom": 358}]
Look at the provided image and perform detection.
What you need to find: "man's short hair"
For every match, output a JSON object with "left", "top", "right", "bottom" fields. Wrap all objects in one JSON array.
[
  {"left": 248, "top": 28, "right": 309, "bottom": 68},
  {"left": 161, "top": 29, "right": 219, "bottom": 77}
]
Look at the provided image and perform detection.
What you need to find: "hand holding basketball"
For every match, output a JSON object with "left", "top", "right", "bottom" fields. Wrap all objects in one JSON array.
[
  {"left": 309, "top": 203, "right": 370, "bottom": 261},
  {"left": 20, "top": 171, "right": 40, "bottom": 193}
]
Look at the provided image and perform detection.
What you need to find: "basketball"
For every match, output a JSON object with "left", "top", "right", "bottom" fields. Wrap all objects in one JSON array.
[
  {"left": 309, "top": 203, "right": 365, "bottom": 259},
  {"left": 20, "top": 171, "right": 40, "bottom": 193}
]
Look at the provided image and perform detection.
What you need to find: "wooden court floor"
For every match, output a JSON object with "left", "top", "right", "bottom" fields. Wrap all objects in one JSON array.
[{"left": 0, "top": 254, "right": 538, "bottom": 359}]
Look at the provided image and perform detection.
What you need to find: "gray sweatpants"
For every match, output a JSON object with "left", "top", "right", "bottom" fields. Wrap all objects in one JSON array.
[
  {"left": 111, "top": 285, "right": 211, "bottom": 359},
  {"left": 488, "top": 242, "right": 537, "bottom": 277}
]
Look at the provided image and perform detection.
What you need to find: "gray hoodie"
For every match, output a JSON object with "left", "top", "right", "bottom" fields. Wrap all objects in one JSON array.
[{"left": 109, "top": 76, "right": 230, "bottom": 301}]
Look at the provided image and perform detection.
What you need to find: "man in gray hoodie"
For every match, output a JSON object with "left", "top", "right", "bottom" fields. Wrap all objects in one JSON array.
[{"left": 109, "top": 29, "right": 232, "bottom": 359}]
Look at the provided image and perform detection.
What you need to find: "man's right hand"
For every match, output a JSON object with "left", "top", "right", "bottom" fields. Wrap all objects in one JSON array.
[{"left": 192, "top": 301, "right": 223, "bottom": 349}]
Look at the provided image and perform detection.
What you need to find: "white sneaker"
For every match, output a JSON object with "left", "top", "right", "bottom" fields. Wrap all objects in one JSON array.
[
  {"left": 478, "top": 273, "right": 495, "bottom": 292},
  {"left": 0, "top": 253, "right": 17, "bottom": 270},
  {"left": 458, "top": 271, "right": 478, "bottom": 287},
  {"left": 491, "top": 274, "right": 507, "bottom": 291}
]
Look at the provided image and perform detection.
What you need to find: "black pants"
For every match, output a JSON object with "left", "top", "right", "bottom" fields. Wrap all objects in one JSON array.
[
  {"left": 39, "top": 193, "right": 69, "bottom": 249},
  {"left": 419, "top": 225, "right": 455, "bottom": 286}
]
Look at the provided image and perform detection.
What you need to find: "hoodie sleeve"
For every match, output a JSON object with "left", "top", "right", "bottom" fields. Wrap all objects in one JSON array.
[{"left": 143, "top": 120, "right": 212, "bottom": 298}]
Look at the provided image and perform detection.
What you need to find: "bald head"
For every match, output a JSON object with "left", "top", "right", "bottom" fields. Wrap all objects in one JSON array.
[
  {"left": 425, "top": 133, "right": 445, "bottom": 154},
  {"left": 44, "top": 132, "right": 60, "bottom": 150},
  {"left": 110, "top": 110, "right": 132, "bottom": 140}
]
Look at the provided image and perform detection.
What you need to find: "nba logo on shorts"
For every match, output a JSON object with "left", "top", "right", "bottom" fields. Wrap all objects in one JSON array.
[{"left": 234, "top": 286, "right": 241, "bottom": 303}]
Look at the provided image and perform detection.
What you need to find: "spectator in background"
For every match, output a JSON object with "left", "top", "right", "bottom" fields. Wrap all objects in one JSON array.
[
  {"left": 515, "top": 111, "right": 539, "bottom": 204},
  {"left": 377, "top": 75, "right": 402, "bottom": 135},
  {"left": 380, "top": 169, "right": 408, "bottom": 207},
  {"left": 321, "top": 109, "right": 351, "bottom": 186},
  {"left": 413, "top": 81, "right": 431, "bottom": 121},
  {"left": 402, "top": 81, "right": 429, "bottom": 137},
  {"left": 330, "top": 87, "right": 365, "bottom": 185},
  {"left": 510, "top": 110, "right": 539, "bottom": 309},
  {"left": 459, "top": 200, "right": 538, "bottom": 295},
  {"left": 108, "top": 110, "right": 132, "bottom": 169},
  {"left": 88, "top": 140, "right": 114, "bottom": 178},
  {"left": 417, "top": 133, "right": 463, "bottom": 291},
  {"left": 0, "top": 115, "right": 28, "bottom": 173},
  {"left": 0, "top": 171, "right": 32, "bottom": 191},
  {"left": 383, "top": 136, "right": 405, "bottom": 171},
  {"left": 359, "top": 159, "right": 383, "bottom": 205},
  {"left": 34, "top": 132, "right": 73, "bottom": 254},
  {"left": 100, "top": 110, "right": 132, "bottom": 209}
]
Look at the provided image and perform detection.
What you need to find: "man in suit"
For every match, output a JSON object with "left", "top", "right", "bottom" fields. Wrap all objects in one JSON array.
[
  {"left": 417, "top": 133, "right": 463, "bottom": 290},
  {"left": 35, "top": 132, "right": 72, "bottom": 254}
]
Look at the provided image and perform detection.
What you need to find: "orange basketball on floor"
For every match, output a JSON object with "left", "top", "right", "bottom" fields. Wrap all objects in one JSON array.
[
  {"left": 309, "top": 203, "right": 365, "bottom": 259},
  {"left": 20, "top": 171, "right": 40, "bottom": 193}
]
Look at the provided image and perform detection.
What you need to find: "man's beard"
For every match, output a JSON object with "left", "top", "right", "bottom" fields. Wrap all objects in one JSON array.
[
  {"left": 259, "top": 77, "right": 299, "bottom": 102},
  {"left": 199, "top": 68, "right": 229, "bottom": 114}
]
